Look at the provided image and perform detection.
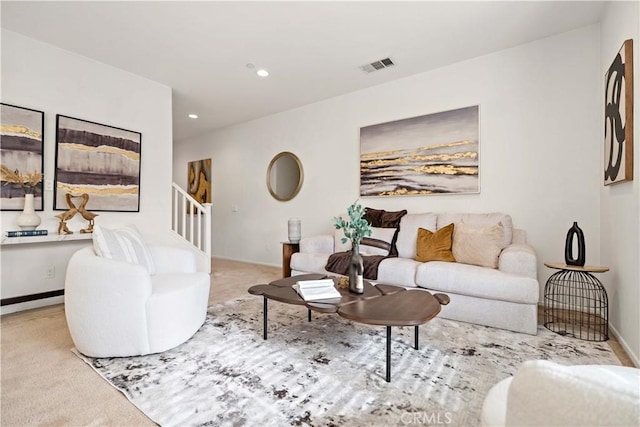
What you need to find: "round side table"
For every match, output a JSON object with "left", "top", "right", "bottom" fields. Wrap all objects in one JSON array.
[{"left": 543, "top": 262, "right": 609, "bottom": 341}]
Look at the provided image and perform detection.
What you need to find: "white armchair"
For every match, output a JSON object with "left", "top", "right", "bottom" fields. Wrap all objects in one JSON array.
[
  {"left": 65, "top": 245, "right": 210, "bottom": 358},
  {"left": 481, "top": 360, "right": 640, "bottom": 426}
]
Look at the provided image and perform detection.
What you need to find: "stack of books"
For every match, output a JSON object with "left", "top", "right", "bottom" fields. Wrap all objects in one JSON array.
[
  {"left": 293, "top": 278, "right": 341, "bottom": 301},
  {"left": 5, "top": 229, "right": 48, "bottom": 237}
]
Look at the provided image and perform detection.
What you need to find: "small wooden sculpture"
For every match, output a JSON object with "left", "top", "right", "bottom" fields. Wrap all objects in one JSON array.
[{"left": 56, "top": 193, "right": 98, "bottom": 234}]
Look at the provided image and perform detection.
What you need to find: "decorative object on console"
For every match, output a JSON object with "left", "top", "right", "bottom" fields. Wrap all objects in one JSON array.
[
  {"left": 360, "top": 105, "right": 479, "bottom": 197},
  {"left": 287, "top": 218, "right": 301, "bottom": 243},
  {"left": 415, "top": 223, "right": 456, "bottom": 262},
  {"left": 0, "top": 103, "right": 45, "bottom": 211},
  {"left": 54, "top": 115, "right": 141, "bottom": 212},
  {"left": 16, "top": 193, "right": 42, "bottom": 230},
  {"left": 564, "top": 221, "right": 585, "bottom": 267},
  {"left": 1, "top": 166, "right": 43, "bottom": 229},
  {"left": 6, "top": 229, "right": 48, "bottom": 237},
  {"left": 55, "top": 193, "right": 98, "bottom": 235},
  {"left": 334, "top": 202, "right": 372, "bottom": 294},
  {"left": 604, "top": 39, "right": 634, "bottom": 185},
  {"left": 187, "top": 158, "right": 211, "bottom": 211}
]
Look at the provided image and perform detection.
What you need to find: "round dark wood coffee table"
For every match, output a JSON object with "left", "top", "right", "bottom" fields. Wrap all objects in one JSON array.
[{"left": 248, "top": 274, "right": 449, "bottom": 382}]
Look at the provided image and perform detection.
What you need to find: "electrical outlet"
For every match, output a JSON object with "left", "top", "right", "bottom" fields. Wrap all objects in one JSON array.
[
  {"left": 45, "top": 179, "right": 54, "bottom": 191},
  {"left": 232, "top": 204, "right": 239, "bottom": 213},
  {"left": 46, "top": 267, "right": 55, "bottom": 279}
]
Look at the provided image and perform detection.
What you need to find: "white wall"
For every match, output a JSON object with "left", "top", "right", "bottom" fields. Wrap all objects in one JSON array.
[
  {"left": 176, "top": 25, "right": 601, "bottom": 277},
  {"left": 600, "top": 1, "right": 639, "bottom": 365},
  {"left": 1, "top": 30, "right": 173, "bottom": 314}
]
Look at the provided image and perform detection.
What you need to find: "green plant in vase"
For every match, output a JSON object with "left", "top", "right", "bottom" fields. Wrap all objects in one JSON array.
[{"left": 333, "top": 201, "right": 372, "bottom": 294}]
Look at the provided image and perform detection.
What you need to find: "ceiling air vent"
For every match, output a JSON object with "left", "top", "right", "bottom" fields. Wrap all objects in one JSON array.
[{"left": 361, "top": 57, "right": 395, "bottom": 74}]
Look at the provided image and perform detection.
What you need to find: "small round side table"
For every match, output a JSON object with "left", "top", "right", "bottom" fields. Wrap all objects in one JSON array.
[{"left": 543, "top": 262, "right": 609, "bottom": 342}]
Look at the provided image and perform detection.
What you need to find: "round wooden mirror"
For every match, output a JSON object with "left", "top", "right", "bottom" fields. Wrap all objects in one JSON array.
[{"left": 267, "top": 152, "right": 303, "bottom": 201}]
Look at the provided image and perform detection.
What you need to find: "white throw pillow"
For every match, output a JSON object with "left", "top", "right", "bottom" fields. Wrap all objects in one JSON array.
[
  {"left": 395, "top": 213, "right": 438, "bottom": 259},
  {"left": 359, "top": 227, "right": 397, "bottom": 256},
  {"left": 93, "top": 225, "right": 156, "bottom": 274}
]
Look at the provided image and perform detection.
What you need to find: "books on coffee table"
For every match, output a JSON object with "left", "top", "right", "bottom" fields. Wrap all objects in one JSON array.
[{"left": 293, "top": 279, "right": 341, "bottom": 301}]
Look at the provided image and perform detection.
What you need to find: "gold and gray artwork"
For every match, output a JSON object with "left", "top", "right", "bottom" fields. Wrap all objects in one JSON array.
[
  {"left": 360, "top": 106, "right": 479, "bottom": 197},
  {"left": 0, "top": 103, "right": 44, "bottom": 211},
  {"left": 55, "top": 115, "right": 141, "bottom": 212}
]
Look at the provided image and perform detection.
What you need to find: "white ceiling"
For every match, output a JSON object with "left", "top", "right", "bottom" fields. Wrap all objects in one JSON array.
[{"left": 1, "top": 1, "right": 605, "bottom": 142}]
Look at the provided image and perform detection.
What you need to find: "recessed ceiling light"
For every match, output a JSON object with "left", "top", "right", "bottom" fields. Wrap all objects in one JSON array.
[
  {"left": 188, "top": 114, "right": 198, "bottom": 119},
  {"left": 256, "top": 69, "right": 269, "bottom": 77}
]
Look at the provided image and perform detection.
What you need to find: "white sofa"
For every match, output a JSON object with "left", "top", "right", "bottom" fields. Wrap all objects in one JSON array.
[
  {"left": 65, "top": 245, "right": 210, "bottom": 357},
  {"left": 291, "top": 212, "right": 539, "bottom": 335},
  {"left": 481, "top": 360, "right": 640, "bottom": 426}
]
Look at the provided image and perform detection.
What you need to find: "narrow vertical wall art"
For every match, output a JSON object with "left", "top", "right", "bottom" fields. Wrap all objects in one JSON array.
[
  {"left": 187, "top": 158, "right": 211, "bottom": 206},
  {"left": 604, "top": 39, "right": 634, "bottom": 185},
  {"left": 0, "top": 103, "right": 45, "bottom": 211}
]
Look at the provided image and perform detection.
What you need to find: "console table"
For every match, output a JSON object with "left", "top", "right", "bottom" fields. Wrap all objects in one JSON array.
[
  {"left": 1, "top": 233, "right": 92, "bottom": 246},
  {"left": 281, "top": 242, "right": 299, "bottom": 278},
  {"left": 543, "top": 262, "right": 609, "bottom": 342},
  {"left": 1, "top": 232, "right": 92, "bottom": 306}
]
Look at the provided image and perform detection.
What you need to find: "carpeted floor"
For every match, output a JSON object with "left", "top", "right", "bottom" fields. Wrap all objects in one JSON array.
[
  {"left": 0, "top": 258, "right": 632, "bottom": 426},
  {"left": 0, "top": 258, "right": 280, "bottom": 427},
  {"left": 74, "top": 294, "right": 620, "bottom": 427}
]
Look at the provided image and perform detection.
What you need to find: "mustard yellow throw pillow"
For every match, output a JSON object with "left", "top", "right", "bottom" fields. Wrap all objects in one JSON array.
[{"left": 415, "top": 223, "right": 456, "bottom": 262}]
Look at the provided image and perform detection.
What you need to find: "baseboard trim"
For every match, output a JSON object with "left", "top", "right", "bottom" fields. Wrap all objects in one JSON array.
[
  {"left": 609, "top": 323, "right": 640, "bottom": 368},
  {"left": 536, "top": 303, "right": 637, "bottom": 367},
  {"left": 212, "top": 255, "right": 279, "bottom": 269},
  {"left": 1, "top": 289, "right": 64, "bottom": 306}
]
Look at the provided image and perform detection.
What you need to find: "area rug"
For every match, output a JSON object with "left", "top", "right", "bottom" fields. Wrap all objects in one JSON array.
[{"left": 74, "top": 296, "right": 620, "bottom": 427}]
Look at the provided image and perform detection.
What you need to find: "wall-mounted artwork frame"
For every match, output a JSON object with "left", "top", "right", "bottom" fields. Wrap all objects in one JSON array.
[
  {"left": 187, "top": 158, "right": 212, "bottom": 209},
  {"left": 604, "top": 39, "right": 634, "bottom": 186},
  {"left": 0, "top": 103, "right": 45, "bottom": 211},
  {"left": 54, "top": 115, "right": 141, "bottom": 212},
  {"left": 360, "top": 105, "right": 479, "bottom": 197}
]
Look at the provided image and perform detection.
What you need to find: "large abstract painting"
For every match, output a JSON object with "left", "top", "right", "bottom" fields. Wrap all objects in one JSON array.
[
  {"left": 187, "top": 158, "right": 211, "bottom": 206},
  {"left": 604, "top": 39, "right": 634, "bottom": 185},
  {"left": 360, "top": 106, "right": 479, "bottom": 197},
  {"left": 54, "top": 115, "right": 141, "bottom": 211},
  {"left": 0, "top": 103, "right": 44, "bottom": 211}
]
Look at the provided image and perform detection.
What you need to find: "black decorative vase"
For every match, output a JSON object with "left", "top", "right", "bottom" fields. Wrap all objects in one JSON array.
[
  {"left": 564, "top": 221, "right": 586, "bottom": 266},
  {"left": 348, "top": 242, "right": 364, "bottom": 294}
]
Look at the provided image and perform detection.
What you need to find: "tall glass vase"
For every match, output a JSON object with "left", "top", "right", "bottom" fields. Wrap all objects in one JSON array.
[
  {"left": 348, "top": 242, "right": 364, "bottom": 294},
  {"left": 17, "top": 193, "right": 41, "bottom": 231}
]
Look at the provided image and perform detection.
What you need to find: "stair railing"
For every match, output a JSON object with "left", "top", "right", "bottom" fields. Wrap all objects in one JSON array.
[{"left": 171, "top": 183, "right": 212, "bottom": 268}]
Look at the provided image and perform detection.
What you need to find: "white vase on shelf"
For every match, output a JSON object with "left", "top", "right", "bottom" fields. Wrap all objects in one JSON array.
[{"left": 17, "top": 193, "right": 41, "bottom": 230}]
